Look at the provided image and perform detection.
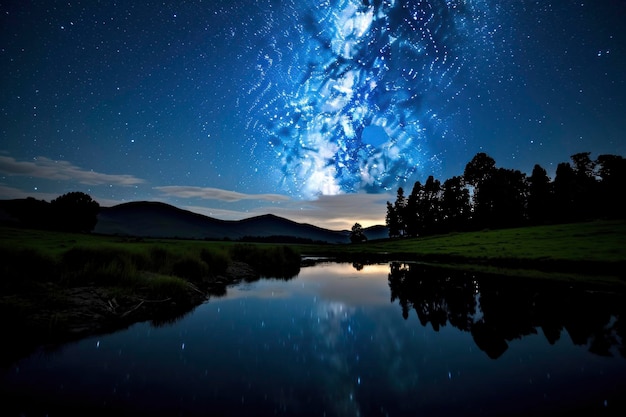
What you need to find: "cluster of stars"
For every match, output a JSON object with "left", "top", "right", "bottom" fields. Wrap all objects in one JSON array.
[
  {"left": 0, "top": 0, "right": 624, "bottom": 206},
  {"left": 245, "top": 0, "right": 502, "bottom": 197}
]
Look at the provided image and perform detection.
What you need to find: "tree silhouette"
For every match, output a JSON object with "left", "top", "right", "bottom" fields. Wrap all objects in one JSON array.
[
  {"left": 596, "top": 154, "right": 626, "bottom": 219},
  {"left": 463, "top": 153, "right": 497, "bottom": 229},
  {"left": 571, "top": 152, "right": 599, "bottom": 220},
  {"left": 1, "top": 197, "right": 52, "bottom": 229},
  {"left": 404, "top": 180, "right": 422, "bottom": 237},
  {"left": 553, "top": 162, "right": 577, "bottom": 223},
  {"left": 413, "top": 175, "right": 442, "bottom": 235},
  {"left": 482, "top": 168, "right": 527, "bottom": 228},
  {"left": 50, "top": 191, "right": 100, "bottom": 232},
  {"left": 349, "top": 223, "right": 367, "bottom": 243},
  {"left": 441, "top": 175, "right": 471, "bottom": 232},
  {"left": 386, "top": 151, "right": 625, "bottom": 237},
  {"left": 385, "top": 201, "right": 401, "bottom": 238},
  {"left": 396, "top": 187, "right": 408, "bottom": 235},
  {"left": 527, "top": 164, "right": 552, "bottom": 224},
  {"left": 392, "top": 187, "right": 407, "bottom": 237},
  {"left": 463, "top": 152, "right": 496, "bottom": 188}
]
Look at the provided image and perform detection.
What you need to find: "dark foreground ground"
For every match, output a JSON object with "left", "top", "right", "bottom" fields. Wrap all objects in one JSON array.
[{"left": 1, "top": 261, "right": 260, "bottom": 368}]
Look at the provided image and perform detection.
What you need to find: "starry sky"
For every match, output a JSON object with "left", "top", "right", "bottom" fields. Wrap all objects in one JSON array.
[{"left": 1, "top": 0, "right": 625, "bottom": 230}]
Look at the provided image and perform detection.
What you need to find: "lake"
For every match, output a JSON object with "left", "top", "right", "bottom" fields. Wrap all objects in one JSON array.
[{"left": 2, "top": 261, "right": 625, "bottom": 416}]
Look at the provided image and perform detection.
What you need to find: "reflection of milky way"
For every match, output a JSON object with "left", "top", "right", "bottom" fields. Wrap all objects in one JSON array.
[{"left": 245, "top": 0, "right": 495, "bottom": 197}]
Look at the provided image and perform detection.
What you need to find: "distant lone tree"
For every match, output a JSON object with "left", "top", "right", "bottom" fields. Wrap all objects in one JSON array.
[
  {"left": 350, "top": 222, "right": 367, "bottom": 243},
  {"left": 50, "top": 191, "right": 100, "bottom": 232}
]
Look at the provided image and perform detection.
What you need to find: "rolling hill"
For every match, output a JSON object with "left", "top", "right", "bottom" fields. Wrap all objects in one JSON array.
[{"left": 93, "top": 201, "right": 388, "bottom": 243}]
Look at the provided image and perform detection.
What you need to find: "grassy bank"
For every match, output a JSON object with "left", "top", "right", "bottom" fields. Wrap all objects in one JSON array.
[
  {"left": 1, "top": 226, "right": 300, "bottom": 290},
  {"left": 0, "top": 226, "right": 300, "bottom": 364},
  {"left": 297, "top": 220, "right": 626, "bottom": 284},
  {"left": 3, "top": 220, "right": 624, "bottom": 292}
]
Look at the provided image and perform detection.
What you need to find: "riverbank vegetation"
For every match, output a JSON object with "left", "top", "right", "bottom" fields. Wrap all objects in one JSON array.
[
  {"left": 1, "top": 217, "right": 624, "bottom": 367},
  {"left": 0, "top": 226, "right": 301, "bottom": 365},
  {"left": 299, "top": 219, "right": 626, "bottom": 285},
  {"left": 1, "top": 227, "right": 300, "bottom": 290}
]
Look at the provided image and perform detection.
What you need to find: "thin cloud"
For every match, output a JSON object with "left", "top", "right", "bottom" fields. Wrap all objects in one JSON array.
[
  {"left": 0, "top": 156, "right": 145, "bottom": 186},
  {"left": 155, "top": 186, "right": 291, "bottom": 203}
]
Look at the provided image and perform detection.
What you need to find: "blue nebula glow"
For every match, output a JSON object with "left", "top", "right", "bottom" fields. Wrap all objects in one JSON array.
[{"left": 245, "top": 0, "right": 495, "bottom": 197}]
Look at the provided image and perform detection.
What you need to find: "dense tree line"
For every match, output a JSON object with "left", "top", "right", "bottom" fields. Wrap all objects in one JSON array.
[
  {"left": 0, "top": 191, "right": 99, "bottom": 233},
  {"left": 386, "top": 152, "right": 626, "bottom": 237}
]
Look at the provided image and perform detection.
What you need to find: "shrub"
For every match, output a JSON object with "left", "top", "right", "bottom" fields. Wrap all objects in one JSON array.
[
  {"left": 148, "top": 246, "right": 171, "bottom": 272},
  {"left": 171, "top": 257, "right": 209, "bottom": 282},
  {"left": 230, "top": 244, "right": 300, "bottom": 279},
  {"left": 200, "top": 248, "right": 230, "bottom": 275},
  {"left": 60, "top": 247, "right": 147, "bottom": 286},
  {"left": 50, "top": 191, "right": 100, "bottom": 232},
  {"left": 140, "top": 273, "right": 189, "bottom": 300}
]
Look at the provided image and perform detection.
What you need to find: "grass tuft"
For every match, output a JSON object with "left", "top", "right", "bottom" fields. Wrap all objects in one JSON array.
[
  {"left": 200, "top": 248, "right": 230, "bottom": 275},
  {"left": 60, "top": 246, "right": 147, "bottom": 286},
  {"left": 136, "top": 273, "right": 190, "bottom": 300},
  {"left": 230, "top": 244, "right": 300, "bottom": 279},
  {"left": 171, "top": 257, "right": 209, "bottom": 282}
]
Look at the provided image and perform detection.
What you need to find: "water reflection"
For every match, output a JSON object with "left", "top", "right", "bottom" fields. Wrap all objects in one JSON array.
[
  {"left": 2, "top": 262, "right": 625, "bottom": 416},
  {"left": 388, "top": 262, "right": 626, "bottom": 359}
]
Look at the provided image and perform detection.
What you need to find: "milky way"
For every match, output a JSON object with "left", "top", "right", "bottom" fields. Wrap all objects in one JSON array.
[
  {"left": 243, "top": 0, "right": 496, "bottom": 197},
  {"left": 2, "top": 0, "right": 624, "bottom": 218}
]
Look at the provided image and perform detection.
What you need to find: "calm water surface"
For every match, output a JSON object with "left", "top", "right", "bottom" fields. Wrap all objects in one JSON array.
[{"left": 2, "top": 262, "right": 625, "bottom": 416}]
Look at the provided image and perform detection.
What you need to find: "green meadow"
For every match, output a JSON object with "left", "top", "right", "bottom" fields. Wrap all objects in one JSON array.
[
  {"left": 3, "top": 219, "right": 626, "bottom": 286},
  {"left": 3, "top": 220, "right": 626, "bottom": 290},
  {"left": 297, "top": 220, "right": 626, "bottom": 285},
  {"left": 0, "top": 227, "right": 300, "bottom": 296},
  {"left": 0, "top": 226, "right": 300, "bottom": 349}
]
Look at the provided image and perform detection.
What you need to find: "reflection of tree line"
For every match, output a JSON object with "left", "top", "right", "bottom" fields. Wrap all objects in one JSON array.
[{"left": 388, "top": 262, "right": 626, "bottom": 359}]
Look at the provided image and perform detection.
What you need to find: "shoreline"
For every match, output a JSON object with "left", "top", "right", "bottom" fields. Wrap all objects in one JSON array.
[
  {"left": 3, "top": 219, "right": 626, "bottom": 368},
  {"left": 3, "top": 256, "right": 625, "bottom": 370},
  {"left": 1, "top": 261, "right": 258, "bottom": 369}
]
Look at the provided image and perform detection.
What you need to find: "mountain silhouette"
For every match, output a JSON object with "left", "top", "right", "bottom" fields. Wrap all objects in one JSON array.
[{"left": 93, "top": 201, "right": 387, "bottom": 243}]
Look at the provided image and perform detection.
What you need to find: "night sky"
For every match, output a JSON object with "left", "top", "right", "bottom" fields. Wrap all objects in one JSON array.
[{"left": 1, "top": 0, "right": 625, "bottom": 229}]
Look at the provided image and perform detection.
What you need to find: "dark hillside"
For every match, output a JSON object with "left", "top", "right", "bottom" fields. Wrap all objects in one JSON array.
[
  {"left": 95, "top": 201, "right": 354, "bottom": 243},
  {"left": 95, "top": 201, "right": 233, "bottom": 239}
]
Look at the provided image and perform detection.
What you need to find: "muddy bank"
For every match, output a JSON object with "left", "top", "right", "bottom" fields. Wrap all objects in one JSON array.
[{"left": 0, "top": 262, "right": 258, "bottom": 368}]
